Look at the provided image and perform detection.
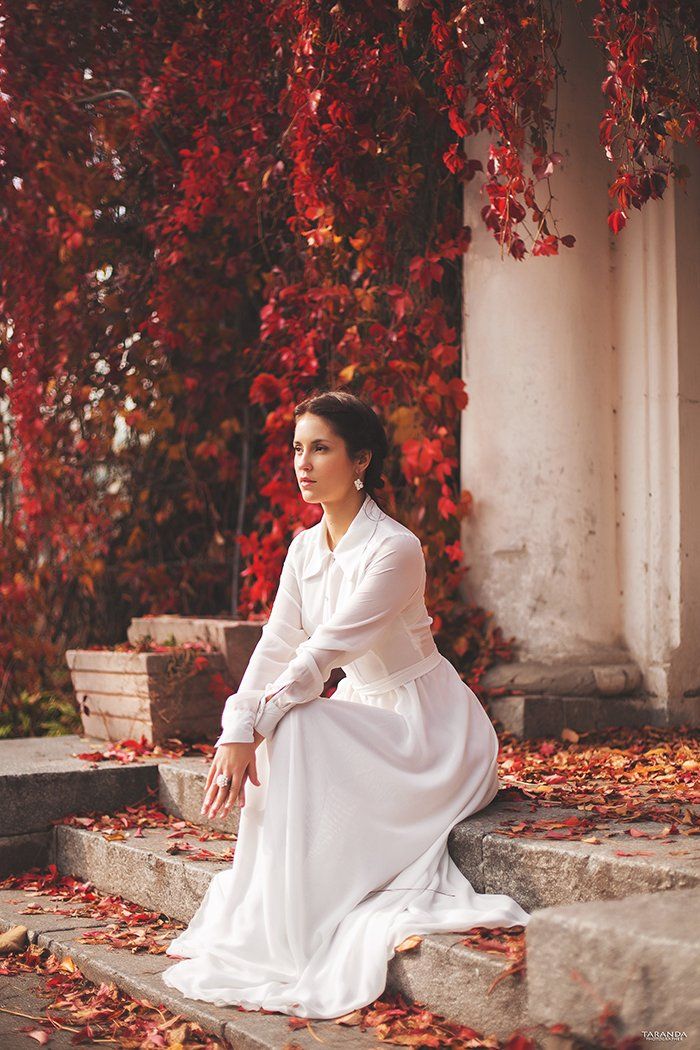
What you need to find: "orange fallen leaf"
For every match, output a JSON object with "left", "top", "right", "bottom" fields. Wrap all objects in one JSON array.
[
  {"left": 394, "top": 934, "right": 422, "bottom": 952},
  {"left": 0, "top": 925, "right": 29, "bottom": 954},
  {"left": 334, "top": 1009, "right": 364, "bottom": 1025}
]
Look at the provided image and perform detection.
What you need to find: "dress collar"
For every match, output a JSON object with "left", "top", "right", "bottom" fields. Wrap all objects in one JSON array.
[{"left": 300, "top": 493, "right": 386, "bottom": 580}]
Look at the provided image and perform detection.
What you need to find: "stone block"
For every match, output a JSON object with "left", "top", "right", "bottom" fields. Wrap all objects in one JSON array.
[
  {"left": 127, "top": 615, "right": 263, "bottom": 684},
  {"left": 487, "top": 692, "right": 665, "bottom": 739},
  {"left": 526, "top": 888, "right": 700, "bottom": 1044},
  {"left": 482, "top": 655, "right": 642, "bottom": 697},
  {"left": 66, "top": 648, "right": 228, "bottom": 745}
]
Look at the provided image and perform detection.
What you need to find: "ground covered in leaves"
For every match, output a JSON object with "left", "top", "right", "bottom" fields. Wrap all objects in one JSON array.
[
  {"left": 495, "top": 722, "right": 699, "bottom": 840},
  {"left": 1, "top": 722, "right": 696, "bottom": 1047}
]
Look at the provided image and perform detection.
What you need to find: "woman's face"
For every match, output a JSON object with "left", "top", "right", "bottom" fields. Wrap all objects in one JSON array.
[{"left": 293, "top": 413, "right": 370, "bottom": 505}]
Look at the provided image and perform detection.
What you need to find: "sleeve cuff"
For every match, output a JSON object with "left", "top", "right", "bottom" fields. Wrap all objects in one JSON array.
[
  {"left": 251, "top": 649, "right": 325, "bottom": 741},
  {"left": 254, "top": 699, "right": 288, "bottom": 740},
  {"left": 215, "top": 692, "right": 268, "bottom": 746}
]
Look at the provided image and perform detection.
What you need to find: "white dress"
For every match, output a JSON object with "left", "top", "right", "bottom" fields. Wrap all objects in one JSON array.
[{"left": 162, "top": 493, "right": 531, "bottom": 1018}]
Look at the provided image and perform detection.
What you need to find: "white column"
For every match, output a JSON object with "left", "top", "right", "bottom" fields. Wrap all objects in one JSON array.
[
  {"left": 613, "top": 137, "right": 700, "bottom": 712},
  {"left": 460, "top": 0, "right": 622, "bottom": 664},
  {"left": 460, "top": 1, "right": 700, "bottom": 718}
]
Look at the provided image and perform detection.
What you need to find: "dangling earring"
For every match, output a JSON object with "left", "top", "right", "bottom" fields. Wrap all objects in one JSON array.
[{"left": 354, "top": 476, "right": 364, "bottom": 490}]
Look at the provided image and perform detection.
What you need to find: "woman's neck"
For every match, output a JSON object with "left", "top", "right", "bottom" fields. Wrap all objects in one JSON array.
[{"left": 322, "top": 492, "right": 367, "bottom": 551}]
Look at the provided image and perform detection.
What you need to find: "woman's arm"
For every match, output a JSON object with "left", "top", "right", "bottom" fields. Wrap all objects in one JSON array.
[
  {"left": 254, "top": 532, "right": 424, "bottom": 741},
  {"left": 215, "top": 533, "right": 308, "bottom": 746}
]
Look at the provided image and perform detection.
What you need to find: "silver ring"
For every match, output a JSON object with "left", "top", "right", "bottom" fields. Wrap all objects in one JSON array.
[{"left": 215, "top": 773, "right": 231, "bottom": 789}]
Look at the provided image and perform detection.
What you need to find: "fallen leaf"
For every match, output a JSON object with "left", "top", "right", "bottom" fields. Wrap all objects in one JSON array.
[
  {"left": 334, "top": 1009, "right": 364, "bottom": 1025},
  {"left": 0, "top": 925, "right": 29, "bottom": 954},
  {"left": 394, "top": 934, "right": 422, "bottom": 952},
  {"left": 24, "top": 1029, "right": 52, "bottom": 1045}
]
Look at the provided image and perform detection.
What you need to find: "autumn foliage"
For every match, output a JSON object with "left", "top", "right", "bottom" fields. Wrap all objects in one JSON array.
[{"left": 0, "top": 1, "right": 698, "bottom": 721}]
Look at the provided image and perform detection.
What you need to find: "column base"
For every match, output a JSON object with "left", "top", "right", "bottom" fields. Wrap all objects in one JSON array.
[
  {"left": 481, "top": 654, "right": 642, "bottom": 698},
  {"left": 485, "top": 691, "right": 700, "bottom": 740}
]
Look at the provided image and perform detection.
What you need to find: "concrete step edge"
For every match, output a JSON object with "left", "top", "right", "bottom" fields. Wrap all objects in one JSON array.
[{"left": 0, "top": 894, "right": 381, "bottom": 1049}]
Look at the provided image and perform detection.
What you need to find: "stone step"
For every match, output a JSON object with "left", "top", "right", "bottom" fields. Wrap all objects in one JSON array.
[
  {"left": 6, "top": 736, "right": 698, "bottom": 1044},
  {"left": 487, "top": 690, "right": 700, "bottom": 738},
  {"left": 526, "top": 886, "right": 700, "bottom": 1044},
  {"left": 0, "top": 963, "right": 87, "bottom": 1049},
  {"left": 0, "top": 735, "right": 160, "bottom": 835},
  {"left": 158, "top": 753, "right": 242, "bottom": 836},
  {"left": 384, "top": 929, "right": 527, "bottom": 1041},
  {"left": 0, "top": 734, "right": 159, "bottom": 877},
  {"left": 54, "top": 824, "right": 232, "bottom": 924},
  {"left": 481, "top": 654, "right": 643, "bottom": 697},
  {"left": 447, "top": 792, "right": 700, "bottom": 911},
  {"left": 0, "top": 888, "right": 384, "bottom": 1048},
  {"left": 51, "top": 821, "right": 529, "bottom": 1040},
  {"left": 153, "top": 752, "right": 700, "bottom": 912}
]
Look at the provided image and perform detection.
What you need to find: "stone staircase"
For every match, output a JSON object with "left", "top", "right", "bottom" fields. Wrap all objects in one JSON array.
[{"left": 1, "top": 734, "right": 698, "bottom": 1048}]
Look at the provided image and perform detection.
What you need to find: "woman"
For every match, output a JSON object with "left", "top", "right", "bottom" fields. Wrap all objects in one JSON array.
[{"left": 162, "top": 390, "right": 531, "bottom": 1018}]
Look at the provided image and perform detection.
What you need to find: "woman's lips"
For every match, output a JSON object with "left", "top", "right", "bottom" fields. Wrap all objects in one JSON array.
[{"left": 300, "top": 480, "right": 316, "bottom": 486}]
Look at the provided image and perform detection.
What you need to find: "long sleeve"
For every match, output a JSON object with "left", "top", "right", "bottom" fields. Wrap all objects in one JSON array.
[
  {"left": 254, "top": 533, "right": 425, "bottom": 740},
  {"left": 215, "top": 533, "right": 308, "bottom": 746}
]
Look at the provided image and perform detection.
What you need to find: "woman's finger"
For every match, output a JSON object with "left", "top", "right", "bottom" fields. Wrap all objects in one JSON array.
[
  {"left": 247, "top": 751, "right": 260, "bottom": 787},
  {"left": 223, "top": 768, "right": 248, "bottom": 815},
  {"left": 201, "top": 769, "right": 227, "bottom": 816},
  {"left": 200, "top": 775, "right": 219, "bottom": 815},
  {"left": 205, "top": 785, "right": 222, "bottom": 818},
  {"left": 209, "top": 776, "right": 240, "bottom": 819},
  {"left": 224, "top": 766, "right": 247, "bottom": 815},
  {"left": 211, "top": 784, "right": 236, "bottom": 819}
]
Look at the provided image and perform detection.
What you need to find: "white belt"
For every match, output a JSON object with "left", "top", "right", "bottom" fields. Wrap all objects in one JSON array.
[{"left": 346, "top": 648, "right": 443, "bottom": 698}]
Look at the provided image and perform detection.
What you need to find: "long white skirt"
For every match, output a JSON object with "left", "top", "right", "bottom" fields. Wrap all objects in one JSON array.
[{"left": 162, "top": 656, "right": 531, "bottom": 1018}]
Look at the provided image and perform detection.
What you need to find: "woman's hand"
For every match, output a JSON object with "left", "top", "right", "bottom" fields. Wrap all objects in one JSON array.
[{"left": 201, "top": 734, "right": 262, "bottom": 820}]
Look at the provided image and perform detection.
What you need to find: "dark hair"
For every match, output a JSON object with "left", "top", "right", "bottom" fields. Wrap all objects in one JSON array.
[{"left": 293, "top": 391, "right": 388, "bottom": 508}]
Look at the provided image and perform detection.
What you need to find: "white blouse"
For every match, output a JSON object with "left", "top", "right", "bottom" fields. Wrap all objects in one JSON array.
[{"left": 216, "top": 493, "right": 441, "bottom": 746}]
